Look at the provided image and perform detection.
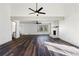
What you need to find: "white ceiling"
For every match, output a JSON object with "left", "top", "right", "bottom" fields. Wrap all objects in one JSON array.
[
  {"left": 10, "top": 3, "right": 65, "bottom": 22},
  {"left": 10, "top": 3, "right": 65, "bottom": 17},
  {"left": 10, "top": 3, "right": 79, "bottom": 22}
]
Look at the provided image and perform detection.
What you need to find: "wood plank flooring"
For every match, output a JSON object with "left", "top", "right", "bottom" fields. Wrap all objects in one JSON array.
[{"left": 0, "top": 35, "right": 79, "bottom": 56}]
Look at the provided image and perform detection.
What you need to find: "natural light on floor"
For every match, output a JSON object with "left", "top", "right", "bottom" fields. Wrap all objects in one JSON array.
[{"left": 44, "top": 42, "right": 79, "bottom": 56}]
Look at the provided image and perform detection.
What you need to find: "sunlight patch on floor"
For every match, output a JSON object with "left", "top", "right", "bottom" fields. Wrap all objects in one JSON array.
[{"left": 44, "top": 42, "right": 79, "bottom": 56}]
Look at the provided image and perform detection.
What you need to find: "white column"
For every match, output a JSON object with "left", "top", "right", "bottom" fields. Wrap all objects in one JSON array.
[{"left": 15, "top": 20, "right": 20, "bottom": 38}]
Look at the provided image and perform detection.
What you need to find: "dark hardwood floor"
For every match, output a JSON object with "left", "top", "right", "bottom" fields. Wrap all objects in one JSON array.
[{"left": 0, "top": 35, "right": 79, "bottom": 56}]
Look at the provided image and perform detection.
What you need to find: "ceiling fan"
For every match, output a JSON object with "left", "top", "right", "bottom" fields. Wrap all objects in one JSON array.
[
  {"left": 35, "top": 21, "right": 41, "bottom": 24},
  {"left": 28, "top": 3, "right": 46, "bottom": 16}
]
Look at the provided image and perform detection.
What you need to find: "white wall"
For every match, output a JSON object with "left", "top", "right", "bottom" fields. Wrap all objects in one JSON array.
[
  {"left": 59, "top": 4, "right": 79, "bottom": 47},
  {"left": 20, "top": 23, "right": 37, "bottom": 34},
  {"left": 20, "top": 21, "right": 59, "bottom": 38},
  {"left": 0, "top": 4, "right": 12, "bottom": 45},
  {"left": 20, "top": 23, "right": 50, "bottom": 35}
]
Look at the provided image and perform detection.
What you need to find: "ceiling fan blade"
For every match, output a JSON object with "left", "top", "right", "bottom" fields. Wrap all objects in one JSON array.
[
  {"left": 38, "top": 12, "right": 46, "bottom": 14},
  {"left": 29, "top": 8, "right": 36, "bottom": 12},
  {"left": 37, "top": 7, "right": 43, "bottom": 12},
  {"left": 29, "top": 13, "right": 35, "bottom": 15}
]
